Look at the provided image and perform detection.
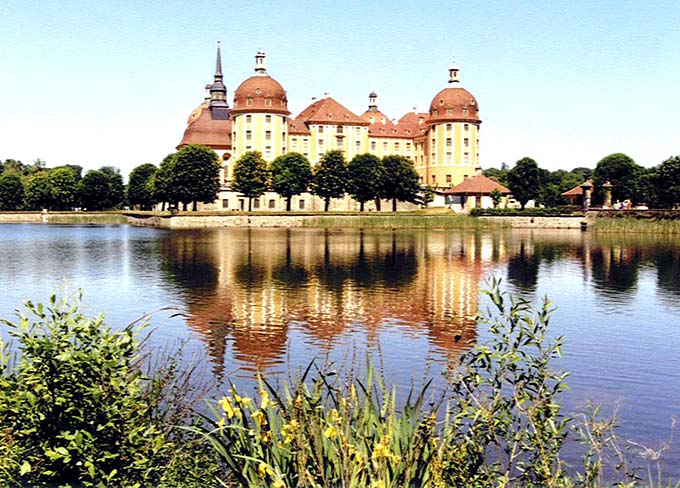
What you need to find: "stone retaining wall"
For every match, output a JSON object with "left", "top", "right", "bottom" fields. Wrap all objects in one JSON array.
[
  {"left": 479, "top": 215, "right": 587, "bottom": 229},
  {"left": 0, "top": 213, "right": 43, "bottom": 223}
]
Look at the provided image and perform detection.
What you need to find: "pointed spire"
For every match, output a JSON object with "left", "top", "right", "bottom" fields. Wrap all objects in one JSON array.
[
  {"left": 448, "top": 55, "right": 460, "bottom": 84},
  {"left": 209, "top": 41, "right": 229, "bottom": 119},
  {"left": 215, "top": 40, "right": 223, "bottom": 78}
]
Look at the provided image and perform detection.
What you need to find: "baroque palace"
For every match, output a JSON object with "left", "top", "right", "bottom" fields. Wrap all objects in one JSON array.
[{"left": 179, "top": 44, "right": 482, "bottom": 211}]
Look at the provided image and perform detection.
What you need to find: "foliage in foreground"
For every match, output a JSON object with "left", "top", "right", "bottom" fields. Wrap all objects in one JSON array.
[
  {"left": 0, "top": 292, "right": 218, "bottom": 487},
  {"left": 197, "top": 281, "right": 571, "bottom": 487}
]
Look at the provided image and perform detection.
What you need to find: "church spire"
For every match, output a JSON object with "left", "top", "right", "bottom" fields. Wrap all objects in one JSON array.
[
  {"left": 368, "top": 90, "right": 378, "bottom": 111},
  {"left": 209, "top": 41, "right": 229, "bottom": 120},
  {"left": 254, "top": 44, "right": 267, "bottom": 76}
]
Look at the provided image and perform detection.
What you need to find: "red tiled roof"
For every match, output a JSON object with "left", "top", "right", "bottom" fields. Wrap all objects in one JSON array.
[
  {"left": 445, "top": 175, "right": 510, "bottom": 195},
  {"left": 178, "top": 103, "right": 232, "bottom": 149},
  {"left": 297, "top": 96, "right": 368, "bottom": 125},
  {"left": 398, "top": 112, "right": 429, "bottom": 125},
  {"left": 562, "top": 179, "right": 593, "bottom": 197},
  {"left": 361, "top": 109, "right": 391, "bottom": 124},
  {"left": 287, "top": 117, "right": 311, "bottom": 135}
]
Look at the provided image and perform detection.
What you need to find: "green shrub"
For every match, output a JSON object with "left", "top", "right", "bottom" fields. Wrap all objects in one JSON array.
[{"left": 0, "top": 291, "right": 218, "bottom": 487}]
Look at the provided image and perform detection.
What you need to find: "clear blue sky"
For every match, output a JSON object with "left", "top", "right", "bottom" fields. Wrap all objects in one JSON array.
[{"left": 2, "top": 0, "right": 679, "bottom": 178}]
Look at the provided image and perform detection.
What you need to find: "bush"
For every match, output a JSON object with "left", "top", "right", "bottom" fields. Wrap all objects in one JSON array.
[{"left": 0, "top": 291, "right": 218, "bottom": 487}]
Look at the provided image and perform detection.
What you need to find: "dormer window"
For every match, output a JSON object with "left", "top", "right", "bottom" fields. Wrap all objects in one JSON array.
[
  {"left": 246, "top": 98, "right": 253, "bottom": 106},
  {"left": 463, "top": 107, "right": 469, "bottom": 115},
  {"left": 446, "top": 108, "right": 453, "bottom": 115},
  {"left": 255, "top": 88, "right": 262, "bottom": 95},
  {"left": 344, "top": 114, "right": 350, "bottom": 120},
  {"left": 328, "top": 113, "right": 333, "bottom": 120},
  {"left": 265, "top": 98, "right": 272, "bottom": 106}
]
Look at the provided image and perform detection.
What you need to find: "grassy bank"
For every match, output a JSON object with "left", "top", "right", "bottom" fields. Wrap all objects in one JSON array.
[
  {"left": 44, "top": 212, "right": 128, "bottom": 225},
  {"left": 592, "top": 216, "right": 680, "bottom": 234},
  {"left": 302, "top": 213, "right": 498, "bottom": 229}
]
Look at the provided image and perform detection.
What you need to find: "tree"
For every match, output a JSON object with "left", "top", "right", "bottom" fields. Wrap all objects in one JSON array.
[
  {"left": 311, "top": 150, "right": 348, "bottom": 211},
  {"left": 153, "top": 153, "right": 178, "bottom": 211},
  {"left": 48, "top": 167, "right": 79, "bottom": 210},
  {"left": 654, "top": 156, "right": 680, "bottom": 208},
  {"left": 490, "top": 188, "right": 502, "bottom": 208},
  {"left": 483, "top": 166, "right": 509, "bottom": 187},
  {"left": 270, "top": 152, "right": 312, "bottom": 211},
  {"left": 421, "top": 185, "right": 435, "bottom": 208},
  {"left": 507, "top": 157, "right": 541, "bottom": 209},
  {"left": 593, "top": 153, "right": 643, "bottom": 204},
  {"left": 127, "top": 163, "right": 158, "bottom": 210},
  {"left": 347, "top": 154, "right": 383, "bottom": 212},
  {"left": 25, "top": 172, "right": 52, "bottom": 210},
  {"left": 170, "top": 145, "right": 220, "bottom": 211},
  {"left": 79, "top": 170, "right": 111, "bottom": 211},
  {"left": 0, "top": 173, "right": 25, "bottom": 210},
  {"left": 99, "top": 166, "right": 125, "bottom": 209},
  {"left": 232, "top": 151, "right": 269, "bottom": 211},
  {"left": 381, "top": 155, "right": 421, "bottom": 212}
]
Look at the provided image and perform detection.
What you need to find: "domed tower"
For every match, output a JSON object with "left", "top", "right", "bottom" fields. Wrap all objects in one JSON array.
[
  {"left": 425, "top": 58, "right": 481, "bottom": 188},
  {"left": 230, "top": 50, "right": 290, "bottom": 163}
]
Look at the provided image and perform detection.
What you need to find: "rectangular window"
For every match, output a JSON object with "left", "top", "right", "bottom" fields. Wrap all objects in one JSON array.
[
  {"left": 266, "top": 115, "right": 271, "bottom": 123},
  {"left": 464, "top": 123, "right": 469, "bottom": 131},
  {"left": 336, "top": 136, "right": 343, "bottom": 147},
  {"left": 291, "top": 139, "right": 298, "bottom": 149},
  {"left": 446, "top": 123, "right": 452, "bottom": 131},
  {"left": 406, "top": 142, "right": 411, "bottom": 151},
  {"left": 246, "top": 130, "right": 252, "bottom": 140},
  {"left": 336, "top": 125, "right": 344, "bottom": 134},
  {"left": 446, "top": 138, "right": 452, "bottom": 147},
  {"left": 265, "top": 98, "right": 272, "bottom": 106},
  {"left": 299, "top": 200, "right": 305, "bottom": 210},
  {"left": 318, "top": 126, "right": 324, "bottom": 134},
  {"left": 222, "top": 199, "right": 229, "bottom": 209},
  {"left": 370, "top": 141, "right": 376, "bottom": 151},
  {"left": 268, "top": 199, "right": 276, "bottom": 209},
  {"left": 246, "top": 98, "right": 253, "bottom": 106},
  {"left": 355, "top": 127, "right": 361, "bottom": 137},
  {"left": 394, "top": 142, "right": 400, "bottom": 151},
  {"left": 446, "top": 151, "right": 452, "bottom": 159},
  {"left": 303, "top": 139, "right": 309, "bottom": 151},
  {"left": 266, "top": 130, "right": 272, "bottom": 140},
  {"left": 464, "top": 138, "right": 469, "bottom": 147},
  {"left": 253, "top": 198, "right": 260, "bottom": 209},
  {"left": 318, "top": 138, "right": 324, "bottom": 146},
  {"left": 355, "top": 140, "right": 361, "bottom": 150},
  {"left": 246, "top": 115, "right": 252, "bottom": 123},
  {"left": 246, "top": 145, "right": 252, "bottom": 151},
  {"left": 464, "top": 152, "right": 469, "bottom": 163},
  {"left": 382, "top": 142, "right": 388, "bottom": 150},
  {"left": 446, "top": 174, "right": 451, "bottom": 183}
]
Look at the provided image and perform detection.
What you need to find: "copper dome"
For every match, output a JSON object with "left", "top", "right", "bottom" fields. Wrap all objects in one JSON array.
[
  {"left": 232, "top": 75, "right": 290, "bottom": 115},
  {"left": 428, "top": 86, "right": 480, "bottom": 124}
]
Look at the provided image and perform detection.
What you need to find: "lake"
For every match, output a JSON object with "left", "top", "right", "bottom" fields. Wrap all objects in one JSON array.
[{"left": 1, "top": 223, "right": 679, "bottom": 476}]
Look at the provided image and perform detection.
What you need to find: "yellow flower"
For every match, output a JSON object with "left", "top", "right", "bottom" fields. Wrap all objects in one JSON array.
[
  {"left": 242, "top": 396, "right": 252, "bottom": 408},
  {"left": 217, "top": 417, "right": 226, "bottom": 429},
  {"left": 281, "top": 419, "right": 299, "bottom": 445},
  {"left": 260, "top": 389, "right": 270, "bottom": 410},
  {"left": 258, "top": 429, "right": 273, "bottom": 443},
  {"left": 252, "top": 410, "right": 268, "bottom": 427},
  {"left": 218, "top": 396, "right": 236, "bottom": 419},
  {"left": 272, "top": 479, "right": 285, "bottom": 488},
  {"left": 324, "top": 424, "right": 338, "bottom": 440},
  {"left": 370, "top": 480, "right": 386, "bottom": 488},
  {"left": 329, "top": 408, "right": 341, "bottom": 424},
  {"left": 258, "top": 461, "right": 273, "bottom": 478}
]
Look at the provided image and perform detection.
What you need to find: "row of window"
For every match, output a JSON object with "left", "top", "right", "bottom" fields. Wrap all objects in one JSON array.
[
  {"left": 243, "top": 115, "right": 287, "bottom": 124},
  {"left": 222, "top": 198, "right": 306, "bottom": 210}
]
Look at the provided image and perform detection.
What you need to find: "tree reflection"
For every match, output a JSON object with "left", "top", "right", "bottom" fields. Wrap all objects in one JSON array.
[{"left": 507, "top": 241, "right": 539, "bottom": 294}]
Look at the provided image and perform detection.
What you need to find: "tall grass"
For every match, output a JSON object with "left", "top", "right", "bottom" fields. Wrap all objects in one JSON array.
[
  {"left": 592, "top": 217, "right": 680, "bottom": 234},
  {"left": 44, "top": 213, "right": 128, "bottom": 225}
]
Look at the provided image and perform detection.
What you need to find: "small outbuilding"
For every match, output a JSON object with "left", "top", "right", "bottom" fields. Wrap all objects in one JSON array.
[
  {"left": 562, "top": 179, "right": 594, "bottom": 207},
  {"left": 444, "top": 175, "right": 511, "bottom": 213}
]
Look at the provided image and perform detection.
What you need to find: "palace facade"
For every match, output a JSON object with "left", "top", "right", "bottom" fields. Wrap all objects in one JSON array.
[{"left": 178, "top": 45, "right": 482, "bottom": 211}]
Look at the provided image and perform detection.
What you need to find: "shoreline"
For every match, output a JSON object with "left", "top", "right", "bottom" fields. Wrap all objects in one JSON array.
[{"left": 1, "top": 210, "right": 679, "bottom": 232}]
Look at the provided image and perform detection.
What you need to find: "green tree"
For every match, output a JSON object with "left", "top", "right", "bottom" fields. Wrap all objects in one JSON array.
[
  {"left": 170, "top": 145, "right": 220, "bottom": 211},
  {"left": 153, "top": 153, "right": 178, "bottom": 211},
  {"left": 127, "top": 163, "right": 158, "bottom": 210},
  {"left": 1, "top": 159, "right": 26, "bottom": 175},
  {"left": 48, "top": 167, "right": 79, "bottom": 210},
  {"left": 270, "top": 152, "right": 312, "bottom": 211},
  {"left": 232, "top": 151, "right": 269, "bottom": 212},
  {"left": 483, "top": 166, "right": 509, "bottom": 187},
  {"left": 79, "top": 170, "right": 111, "bottom": 211},
  {"left": 25, "top": 172, "right": 52, "bottom": 210},
  {"left": 490, "top": 188, "right": 502, "bottom": 208},
  {"left": 593, "top": 153, "right": 643, "bottom": 204},
  {"left": 311, "top": 150, "right": 348, "bottom": 211},
  {"left": 0, "top": 173, "right": 25, "bottom": 210},
  {"left": 421, "top": 185, "right": 435, "bottom": 208},
  {"left": 381, "top": 155, "right": 421, "bottom": 212},
  {"left": 348, "top": 153, "right": 383, "bottom": 212},
  {"left": 508, "top": 157, "right": 541, "bottom": 209},
  {"left": 99, "top": 166, "right": 125, "bottom": 209},
  {"left": 654, "top": 156, "right": 680, "bottom": 208}
]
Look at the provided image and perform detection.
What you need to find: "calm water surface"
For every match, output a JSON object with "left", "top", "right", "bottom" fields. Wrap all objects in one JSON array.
[{"left": 1, "top": 224, "right": 680, "bottom": 474}]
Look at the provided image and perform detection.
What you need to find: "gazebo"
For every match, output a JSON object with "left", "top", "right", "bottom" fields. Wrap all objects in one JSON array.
[{"left": 444, "top": 175, "right": 511, "bottom": 212}]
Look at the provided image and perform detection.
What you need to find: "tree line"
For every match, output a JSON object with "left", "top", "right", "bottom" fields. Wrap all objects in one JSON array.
[
  {"left": 3, "top": 148, "right": 679, "bottom": 212},
  {"left": 484, "top": 152, "right": 680, "bottom": 209}
]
